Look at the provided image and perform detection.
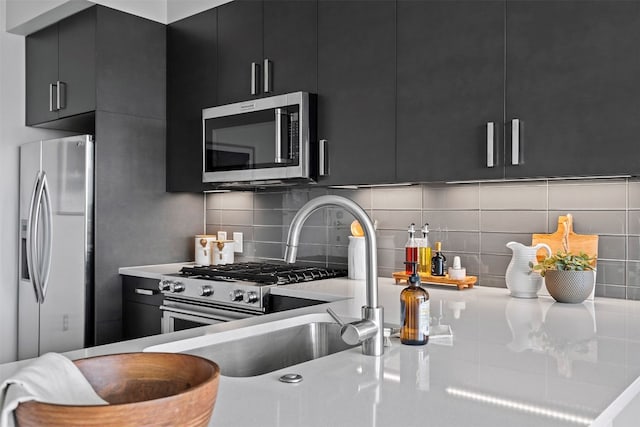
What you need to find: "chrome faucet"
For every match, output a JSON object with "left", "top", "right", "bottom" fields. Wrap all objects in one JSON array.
[{"left": 284, "top": 195, "right": 384, "bottom": 356}]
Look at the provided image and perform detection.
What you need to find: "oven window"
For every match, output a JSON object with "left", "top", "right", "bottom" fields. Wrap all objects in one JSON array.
[
  {"left": 204, "top": 105, "right": 300, "bottom": 172},
  {"left": 173, "top": 318, "right": 208, "bottom": 332}
]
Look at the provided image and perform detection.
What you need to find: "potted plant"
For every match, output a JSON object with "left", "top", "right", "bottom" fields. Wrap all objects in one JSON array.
[{"left": 530, "top": 251, "right": 595, "bottom": 303}]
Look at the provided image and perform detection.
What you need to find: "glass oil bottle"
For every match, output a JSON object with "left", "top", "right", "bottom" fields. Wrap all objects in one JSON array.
[
  {"left": 418, "top": 223, "right": 431, "bottom": 275},
  {"left": 400, "top": 261, "right": 430, "bottom": 345},
  {"left": 404, "top": 223, "right": 418, "bottom": 274}
]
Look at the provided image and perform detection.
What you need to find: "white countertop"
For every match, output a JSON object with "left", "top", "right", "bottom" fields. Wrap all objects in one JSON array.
[{"left": 5, "top": 264, "right": 640, "bottom": 427}]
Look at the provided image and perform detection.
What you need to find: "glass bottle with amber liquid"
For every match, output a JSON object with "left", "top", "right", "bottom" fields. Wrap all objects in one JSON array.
[
  {"left": 404, "top": 223, "right": 418, "bottom": 274},
  {"left": 431, "top": 241, "right": 446, "bottom": 276},
  {"left": 400, "top": 261, "right": 430, "bottom": 345},
  {"left": 418, "top": 223, "right": 431, "bottom": 275}
]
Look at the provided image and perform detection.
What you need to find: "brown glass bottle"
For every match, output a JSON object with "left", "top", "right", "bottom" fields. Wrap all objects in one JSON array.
[{"left": 400, "top": 262, "right": 430, "bottom": 345}]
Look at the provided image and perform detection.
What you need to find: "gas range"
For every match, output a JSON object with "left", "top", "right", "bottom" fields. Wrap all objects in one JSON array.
[{"left": 159, "top": 262, "right": 347, "bottom": 315}]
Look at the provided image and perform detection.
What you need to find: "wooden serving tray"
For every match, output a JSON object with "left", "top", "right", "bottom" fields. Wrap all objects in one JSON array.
[{"left": 392, "top": 272, "right": 476, "bottom": 290}]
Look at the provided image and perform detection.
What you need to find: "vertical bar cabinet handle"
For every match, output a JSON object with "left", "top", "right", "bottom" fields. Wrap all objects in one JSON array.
[
  {"left": 264, "top": 58, "right": 272, "bottom": 93},
  {"left": 251, "top": 62, "right": 260, "bottom": 95},
  {"left": 49, "top": 83, "right": 56, "bottom": 112},
  {"left": 319, "top": 139, "right": 329, "bottom": 176},
  {"left": 56, "top": 81, "right": 66, "bottom": 111},
  {"left": 511, "top": 118, "right": 521, "bottom": 166},
  {"left": 486, "top": 122, "right": 495, "bottom": 168}
]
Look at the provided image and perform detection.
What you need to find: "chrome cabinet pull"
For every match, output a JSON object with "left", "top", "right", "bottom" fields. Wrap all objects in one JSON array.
[
  {"left": 49, "top": 83, "right": 56, "bottom": 112},
  {"left": 135, "top": 288, "right": 156, "bottom": 296},
  {"left": 264, "top": 58, "right": 272, "bottom": 93},
  {"left": 56, "top": 81, "right": 66, "bottom": 110},
  {"left": 251, "top": 62, "right": 260, "bottom": 95},
  {"left": 511, "top": 118, "right": 521, "bottom": 165},
  {"left": 319, "top": 139, "right": 329, "bottom": 176},
  {"left": 486, "top": 122, "right": 495, "bottom": 168}
]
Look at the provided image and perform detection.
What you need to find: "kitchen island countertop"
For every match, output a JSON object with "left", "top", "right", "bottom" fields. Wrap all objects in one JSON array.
[{"left": 4, "top": 264, "right": 640, "bottom": 426}]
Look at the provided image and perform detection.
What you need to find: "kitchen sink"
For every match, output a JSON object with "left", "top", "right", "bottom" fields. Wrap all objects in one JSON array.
[
  {"left": 184, "top": 321, "right": 356, "bottom": 377},
  {"left": 145, "top": 313, "right": 359, "bottom": 377}
]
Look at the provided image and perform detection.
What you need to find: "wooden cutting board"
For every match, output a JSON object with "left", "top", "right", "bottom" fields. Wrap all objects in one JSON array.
[{"left": 531, "top": 214, "right": 598, "bottom": 265}]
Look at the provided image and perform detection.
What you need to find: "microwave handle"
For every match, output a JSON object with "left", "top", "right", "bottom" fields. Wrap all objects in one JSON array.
[{"left": 275, "top": 108, "right": 287, "bottom": 163}]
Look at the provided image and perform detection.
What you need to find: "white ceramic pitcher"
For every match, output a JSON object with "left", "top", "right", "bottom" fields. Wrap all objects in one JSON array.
[{"left": 505, "top": 241, "right": 552, "bottom": 298}]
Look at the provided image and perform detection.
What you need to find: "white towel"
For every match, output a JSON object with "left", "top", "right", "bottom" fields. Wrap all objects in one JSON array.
[{"left": 0, "top": 352, "right": 107, "bottom": 427}]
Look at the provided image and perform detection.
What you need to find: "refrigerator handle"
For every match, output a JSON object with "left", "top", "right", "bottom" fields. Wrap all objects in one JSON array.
[
  {"left": 39, "top": 172, "right": 53, "bottom": 301},
  {"left": 26, "top": 172, "right": 44, "bottom": 303}
]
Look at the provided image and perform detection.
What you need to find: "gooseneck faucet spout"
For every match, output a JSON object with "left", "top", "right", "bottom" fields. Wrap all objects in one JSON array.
[{"left": 285, "top": 195, "right": 384, "bottom": 356}]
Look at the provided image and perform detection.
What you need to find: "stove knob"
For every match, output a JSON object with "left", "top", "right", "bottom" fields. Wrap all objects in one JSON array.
[
  {"left": 229, "top": 289, "right": 245, "bottom": 302},
  {"left": 169, "top": 282, "right": 185, "bottom": 293},
  {"left": 244, "top": 291, "right": 259, "bottom": 304},
  {"left": 158, "top": 280, "right": 171, "bottom": 291},
  {"left": 200, "top": 285, "right": 213, "bottom": 297}
]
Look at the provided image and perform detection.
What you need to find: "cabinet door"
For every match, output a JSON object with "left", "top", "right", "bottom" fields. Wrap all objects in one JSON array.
[
  {"left": 217, "top": 0, "right": 263, "bottom": 104},
  {"left": 26, "top": 23, "right": 59, "bottom": 125},
  {"left": 396, "top": 0, "right": 505, "bottom": 182},
  {"left": 122, "top": 276, "right": 163, "bottom": 339},
  {"left": 506, "top": 1, "right": 640, "bottom": 178},
  {"left": 58, "top": 7, "right": 96, "bottom": 119},
  {"left": 167, "top": 8, "right": 218, "bottom": 192},
  {"left": 317, "top": 0, "right": 396, "bottom": 185},
  {"left": 263, "top": 0, "right": 317, "bottom": 95}
]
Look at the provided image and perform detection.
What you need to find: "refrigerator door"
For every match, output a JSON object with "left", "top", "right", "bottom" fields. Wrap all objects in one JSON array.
[
  {"left": 18, "top": 135, "right": 94, "bottom": 359},
  {"left": 18, "top": 141, "right": 42, "bottom": 359},
  {"left": 38, "top": 136, "right": 94, "bottom": 355}
]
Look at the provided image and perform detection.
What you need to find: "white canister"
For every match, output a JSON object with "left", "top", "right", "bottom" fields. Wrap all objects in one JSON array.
[
  {"left": 195, "top": 235, "right": 217, "bottom": 266},
  {"left": 213, "top": 240, "right": 235, "bottom": 265},
  {"left": 348, "top": 236, "right": 365, "bottom": 280}
]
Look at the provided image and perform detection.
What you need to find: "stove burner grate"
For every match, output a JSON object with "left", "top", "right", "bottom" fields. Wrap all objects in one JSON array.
[{"left": 179, "top": 262, "right": 346, "bottom": 285}]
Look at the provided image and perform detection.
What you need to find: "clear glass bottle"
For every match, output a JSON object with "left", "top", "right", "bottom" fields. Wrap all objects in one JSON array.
[
  {"left": 400, "top": 261, "right": 430, "bottom": 345},
  {"left": 404, "top": 223, "right": 418, "bottom": 274},
  {"left": 418, "top": 223, "right": 431, "bottom": 275},
  {"left": 431, "top": 241, "right": 447, "bottom": 276}
]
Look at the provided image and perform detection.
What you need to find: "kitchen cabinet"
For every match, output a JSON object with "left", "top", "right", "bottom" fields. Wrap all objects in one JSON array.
[
  {"left": 166, "top": 8, "right": 218, "bottom": 192},
  {"left": 505, "top": 0, "right": 640, "bottom": 179},
  {"left": 217, "top": 0, "right": 317, "bottom": 104},
  {"left": 122, "top": 276, "right": 163, "bottom": 339},
  {"left": 26, "top": 7, "right": 96, "bottom": 126},
  {"left": 396, "top": 0, "right": 504, "bottom": 182},
  {"left": 316, "top": 0, "right": 396, "bottom": 186}
]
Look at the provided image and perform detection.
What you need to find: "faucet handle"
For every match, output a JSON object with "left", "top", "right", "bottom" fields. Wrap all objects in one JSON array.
[{"left": 327, "top": 308, "right": 377, "bottom": 346}]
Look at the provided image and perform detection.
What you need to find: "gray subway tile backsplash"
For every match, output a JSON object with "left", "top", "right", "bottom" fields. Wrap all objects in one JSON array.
[{"left": 206, "top": 177, "right": 640, "bottom": 300}]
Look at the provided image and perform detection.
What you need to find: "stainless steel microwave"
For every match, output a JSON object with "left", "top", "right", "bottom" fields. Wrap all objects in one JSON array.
[{"left": 202, "top": 92, "right": 316, "bottom": 185}]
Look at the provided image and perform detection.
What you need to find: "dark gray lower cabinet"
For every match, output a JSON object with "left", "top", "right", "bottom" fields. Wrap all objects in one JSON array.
[
  {"left": 396, "top": 0, "right": 504, "bottom": 182},
  {"left": 506, "top": 0, "right": 640, "bottom": 179},
  {"left": 122, "top": 276, "right": 163, "bottom": 339},
  {"left": 316, "top": 0, "right": 396, "bottom": 186}
]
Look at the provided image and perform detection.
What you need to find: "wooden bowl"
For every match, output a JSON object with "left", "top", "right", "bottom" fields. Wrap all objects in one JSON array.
[{"left": 15, "top": 352, "right": 220, "bottom": 427}]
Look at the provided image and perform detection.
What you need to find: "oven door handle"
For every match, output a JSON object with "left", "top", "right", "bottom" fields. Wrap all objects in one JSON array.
[{"left": 160, "top": 305, "right": 248, "bottom": 322}]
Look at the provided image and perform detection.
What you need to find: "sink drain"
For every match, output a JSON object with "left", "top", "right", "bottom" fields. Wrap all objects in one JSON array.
[{"left": 279, "top": 373, "right": 303, "bottom": 383}]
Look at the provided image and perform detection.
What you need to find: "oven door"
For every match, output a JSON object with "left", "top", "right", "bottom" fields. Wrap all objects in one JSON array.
[
  {"left": 160, "top": 300, "right": 260, "bottom": 334},
  {"left": 202, "top": 91, "right": 313, "bottom": 183}
]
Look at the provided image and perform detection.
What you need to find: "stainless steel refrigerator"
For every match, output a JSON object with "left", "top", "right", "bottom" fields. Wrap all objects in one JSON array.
[{"left": 18, "top": 135, "right": 94, "bottom": 359}]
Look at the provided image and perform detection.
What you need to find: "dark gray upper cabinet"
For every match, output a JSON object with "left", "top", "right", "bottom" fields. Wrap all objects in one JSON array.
[
  {"left": 217, "top": 0, "right": 317, "bottom": 104},
  {"left": 26, "top": 6, "right": 166, "bottom": 129},
  {"left": 217, "top": 0, "right": 263, "bottom": 104},
  {"left": 263, "top": 0, "right": 317, "bottom": 96},
  {"left": 166, "top": 8, "right": 218, "bottom": 192},
  {"left": 26, "top": 8, "right": 96, "bottom": 126},
  {"left": 396, "top": 0, "right": 505, "bottom": 183},
  {"left": 505, "top": 1, "right": 640, "bottom": 179},
  {"left": 316, "top": 0, "right": 396, "bottom": 186}
]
